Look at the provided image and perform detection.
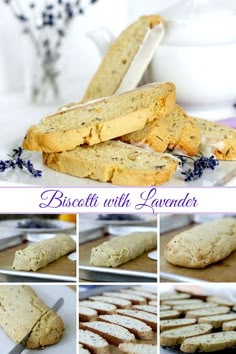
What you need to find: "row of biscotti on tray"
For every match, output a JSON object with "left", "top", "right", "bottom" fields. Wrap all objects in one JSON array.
[
  {"left": 79, "top": 286, "right": 157, "bottom": 354},
  {"left": 160, "top": 291, "right": 236, "bottom": 353},
  {"left": 22, "top": 15, "right": 236, "bottom": 186}
]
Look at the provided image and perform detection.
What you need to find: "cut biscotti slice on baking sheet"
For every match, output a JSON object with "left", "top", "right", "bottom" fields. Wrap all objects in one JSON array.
[
  {"left": 198, "top": 313, "right": 236, "bottom": 328},
  {"left": 120, "top": 105, "right": 200, "bottom": 156},
  {"left": 99, "top": 314, "right": 153, "bottom": 340},
  {"left": 79, "top": 301, "right": 116, "bottom": 315},
  {"left": 164, "top": 217, "right": 236, "bottom": 268},
  {"left": 160, "top": 292, "right": 191, "bottom": 301},
  {"left": 81, "top": 15, "right": 164, "bottom": 102},
  {"left": 195, "top": 117, "right": 236, "bottom": 160},
  {"left": 119, "top": 343, "right": 157, "bottom": 354},
  {"left": 223, "top": 319, "right": 236, "bottom": 331},
  {"left": 162, "top": 299, "right": 203, "bottom": 306},
  {"left": 160, "top": 318, "right": 197, "bottom": 332},
  {"left": 180, "top": 331, "right": 236, "bottom": 353},
  {"left": 160, "top": 310, "right": 180, "bottom": 320},
  {"left": 0, "top": 285, "right": 64, "bottom": 349},
  {"left": 12, "top": 234, "right": 76, "bottom": 271},
  {"left": 206, "top": 295, "right": 235, "bottom": 307},
  {"left": 132, "top": 305, "right": 157, "bottom": 314},
  {"left": 23, "top": 82, "right": 176, "bottom": 152},
  {"left": 90, "top": 231, "right": 157, "bottom": 267},
  {"left": 89, "top": 295, "right": 132, "bottom": 309},
  {"left": 116, "top": 309, "right": 157, "bottom": 331},
  {"left": 80, "top": 321, "right": 136, "bottom": 345},
  {"left": 160, "top": 324, "right": 213, "bottom": 346},
  {"left": 79, "top": 329, "right": 110, "bottom": 354},
  {"left": 103, "top": 292, "right": 147, "bottom": 305},
  {"left": 79, "top": 306, "right": 98, "bottom": 322},
  {"left": 185, "top": 306, "right": 230, "bottom": 318},
  {"left": 43, "top": 140, "right": 179, "bottom": 186},
  {"left": 160, "top": 305, "right": 171, "bottom": 311},
  {"left": 119, "top": 289, "right": 157, "bottom": 301},
  {"left": 173, "top": 302, "right": 218, "bottom": 314}
]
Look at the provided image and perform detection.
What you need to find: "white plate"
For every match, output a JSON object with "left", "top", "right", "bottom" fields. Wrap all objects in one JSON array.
[
  {"left": 80, "top": 214, "right": 157, "bottom": 226},
  {"left": 0, "top": 285, "right": 76, "bottom": 353},
  {"left": 0, "top": 218, "right": 75, "bottom": 233},
  {"left": 148, "top": 250, "right": 158, "bottom": 261}
]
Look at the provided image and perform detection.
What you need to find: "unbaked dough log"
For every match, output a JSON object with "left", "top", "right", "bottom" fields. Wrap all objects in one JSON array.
[
  {"left": 165, "top": 218, "right": 236, "bottom": 268},
  {"left": 12, "top": 234, "right": 76, "bottom": 271},
  {"left": 0, "top": 285, "right": 64, "bottom": 349},
  {"left": 90, "top": 232, "right": 157, "bottom": 267}
]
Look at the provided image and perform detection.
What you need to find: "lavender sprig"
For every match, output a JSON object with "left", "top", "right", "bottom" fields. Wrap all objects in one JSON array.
[
  {"left": 174, "top": 154, "right": 219, "bottom": 182},
  {"left": 0, "top": 147, "right": 42, "bottom": 177}
]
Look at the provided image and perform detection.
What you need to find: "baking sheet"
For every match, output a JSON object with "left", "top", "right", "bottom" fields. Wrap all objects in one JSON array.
[
  {"left": 160, "top": 224, "right": 236, "bottom": 283},
  {"left": 1, "top": 285, "right": 76, "bottom": 354},
  {"left": 0, "top": 218, "right": 75, "bottom": 233},
  {"left": 0, "top": 239, "right": 77, "bottom": 282},
  {"left": 79, "top": 236, "right": 157, "bottom": 282}
]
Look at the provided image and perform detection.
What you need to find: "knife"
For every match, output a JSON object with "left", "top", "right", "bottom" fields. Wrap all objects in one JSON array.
[{"left": 8, "top": 297, "right": 64, "bottom": 354}]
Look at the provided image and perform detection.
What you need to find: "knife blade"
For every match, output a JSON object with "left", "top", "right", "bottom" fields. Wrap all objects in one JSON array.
[{"left": 8, "top": 297, "right": 64, "bottom": 354}]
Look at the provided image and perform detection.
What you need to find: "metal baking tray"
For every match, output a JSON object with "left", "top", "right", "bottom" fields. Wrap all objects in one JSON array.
[
  {"left": 80, "top": 265, "right": 157, "bottom": 282},
  {"left": 160, "top": 271, "right": 209, "bottom": 283}
]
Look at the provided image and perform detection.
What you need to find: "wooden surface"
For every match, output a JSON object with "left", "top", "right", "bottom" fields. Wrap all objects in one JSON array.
[
  {"left": 160, "top": 224, "right": 236, "bottom": 282},
  {"left": 0, "top": 242, "right": 76, "bottom": 278},
  {"left": 79, "top": 236, "right": 157, "bottom": 282}
]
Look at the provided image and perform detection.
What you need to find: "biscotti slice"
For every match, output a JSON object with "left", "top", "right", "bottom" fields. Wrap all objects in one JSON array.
[
  {"left": 80, "top": 347, "right": 91, "bottom": 354},
  {"left": 186, "top": 306, "right": 230, "bottom": 318},
  {"left": 89, "top": 296, "right": 131, "bottom": 309},
  {"left": 180, "top": 331, "right": 236, "bottom": 353},
  {"left": 223, "top": 319, "right": 236, "bottom": 331},
  {"left": 173, "top": 302, "right": 218, "bottom": 314},
  {"left": 79, "top": 306, "right": 98, "bottom": 322},
  {"left": 116, "top": 309, "right": 157, "bottom": 331},
  {"left": 79, "top": 301, "right": 116, "bottom": 315},
  {"left": 207, "top": 296, "right": 235, "bottom": 307},
  {"left": 24, "top": 82, "right": 176, "bottom": 152},
  {"left": 160, "top": 318, "right": 197, "bottom": 332},
  {"left": 160, "top": 310, "right": 180, "bottom": 320},
  {"left": 149, "top": 300, "right": 157, "bottom": 306},
  {"left": 162, "top": 299, "right": 203, "bottom": 306},
  {"left": 118, "top": 343, "right": 157, "bottom": 354},
  {"left": 160, "top": 305, "right": 171, "bottom": 311},
  {"left": 79, "top": 329, "right": 110, "bottom": 354},
  {"left": 198, "top": 314, "right": 236, "bottom": 328},
  {"left": 80, "top": 321, "right": 136, "bottom": 345},
  {"left": 132, "top": 305, "right": 157, "bottom": 314},
  {"left": 119, "top": 289, "right": 157, "bottom": 301},
  {"left": 195, "top": 117, "right": 236, "bottom": 160},
  {"left": 121, "top": 105, "right": 200, "bottom": 156},
  {"left": 99, "top": 314, "right": 153, "bottom": 340},
  {"left": 164, "top": 217, "right": 236, "bottom": 268},
  {"left": 160, "top": 292, "right": 191, "bottom": 301},
  {"left": 43, "top": 140, "right": 178, "bottom": 186},
  {"left": 103, "top": 292, "right": 146, "bottom": 305},
  {"left": 131, "top": 286, "right": 157, "bottom": 294},
  {"left": 82, "top": 16, "right": 164, "bottom": 102},
  {"left": 12, "top": 234, "right": 76, "bottom": 271},
  {"left": 90, "top": 231, "right": 157, "bottom": 267},
  {"left": 0, "top": 285, "right": 64, "bottom": 349},
  {"left": 160, "top": 324, "right": 213, "bottom": 346}
]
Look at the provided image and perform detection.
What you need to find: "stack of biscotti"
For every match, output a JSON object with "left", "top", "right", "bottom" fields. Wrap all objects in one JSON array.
[
  {"left": 160, "top": 288, "right": 236, "bottom": 353},
  {"left": 79, "top": 286, "right": 157, "bottom": 353}
]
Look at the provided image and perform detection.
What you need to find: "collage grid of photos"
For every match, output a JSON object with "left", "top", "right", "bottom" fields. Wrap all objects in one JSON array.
[{"left": 0, "top": 0, "right": 236, "bottom": 353}]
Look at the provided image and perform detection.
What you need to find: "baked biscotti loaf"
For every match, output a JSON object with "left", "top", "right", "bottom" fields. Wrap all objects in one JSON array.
[
  {"left": 79, "top": 306, "right": 98, "bottom": 322},
  {"left": 90, "top": 231, "right": 157, "bottom": 267},
  {"left": 118, "top": 343, "right": 157, "bottom": 354},
  {"left": 160, "top": 324, "right": 213, "bottom": 346},
  {"left": 103, "top": 292, "right": 147, "bottom": 305},
  {"left": 198, "top": 313, "right": 236, "bottom": 328},
  {"left": 180, "top": 331, "right": 236, "bottom": 353},
  {"left": 79, "top": 329, "right": 110, "bottom": 354},
  {"left": 160, "top": 318, "right": 197, "bottom": 332},
  {"left": 43, "top": 140, "right": 178, "bottom": 186},
  {"left": 89, "top": 296, "right": 132, "bottom": 309},
  {"left": 223, "top": 319, "right": 236, "bottom": 331},
  {"left": 80, "top": 321, "right": 136, "bottom": 346},
  {"left": 195, "top": 117, "right": 236, "bottom": 160},
  {"left": 79, "top": 301, "right": 116, "bottom": 315},
  {"left": 0, "top": 285, "right": 64, "bottom": 349},
  {"left": 120, "top": 105, "right": 200, "bottom": 156},
  {"left": 99, "top": 314, "right": 153, "bottom": 340},
  {"left": 185, "top": 306, "right": 230, "bottom": 319},
  {"left": 23, "top": 82, "right": 176, "bottom": 153},
  {"left": 116, "top": 309, "right": 157, "bottom": 331},
  {"left": 12, "top": 234, "right": 76, "bottom": 271},
  {"left": 81, "top": 16, "right": 164, "bottom": 102},
  {"left": 164, "top": 217, "right": 236, "bottom": 268}
]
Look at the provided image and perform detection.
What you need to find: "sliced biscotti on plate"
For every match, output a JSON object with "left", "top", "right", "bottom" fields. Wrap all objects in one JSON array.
[
  {"left": 120, "top": 105, "right": 200, "bottom": 156},
  {"left": 164, "top": 217, "right": 236, "bottom": 268},
  {"left": 79, "top": 329, "right": 110, "bottom": 354},
  {"left": 119, "top": 343, "right": 157, "bottom": 354},
  {"left": 23, "top": 82, "right": 176, "bottom": 153},
  {"left": 43, "top": 140, "right": 179, "bottom": 186},
  {"left": 195, "top": 117, "right": 236, "bottom": 160},
  {"left": 81, "top": 15, "right": 164, "bottom": 102},
  {"left": 180, "top": 331, "right": 236, "bottom": 353},
  {"left": 160, "top": 324, "right": 213, "bottom": 346}
]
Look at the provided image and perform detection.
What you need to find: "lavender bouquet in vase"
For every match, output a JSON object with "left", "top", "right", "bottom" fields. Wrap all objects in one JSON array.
[{"left": 4, "top": 0, "right": 99, "bottom": 104}]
